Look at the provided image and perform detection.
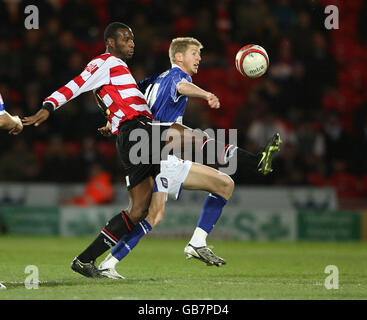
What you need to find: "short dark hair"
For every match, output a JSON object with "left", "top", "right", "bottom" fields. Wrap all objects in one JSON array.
[{"left": 104, "top": 22, "right": 131, "bottom": 43}]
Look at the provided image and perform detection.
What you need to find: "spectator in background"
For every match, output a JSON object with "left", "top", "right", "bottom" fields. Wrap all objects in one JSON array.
[
  {"left": 24, "top": 83, "right": 42, "bottom": 115},
  {"left": 108, "top": 0, "right": 140, "bottom": 24},
  {"left": 0, "top": 0, "right": 365, "bottom": 194},
  {"left": 0, "top": 38, "right": 21, "bottom": 82},
  {"left": 279, "top": 62, "right": 311, "bottom": 120},
  {"left": 322, "top": 111, "right": 351, "bottom": 175},
  {"left": 193, "top": 7, "right": 220, "bottom": 62},
  {"left": 352, "top": 105, "right": 367, "bottom": 175},
  {"left": 234, "top": 0, "right": 268, "bottom": 42},
  {"left": 269, "top": 37, "right": 295, "bottom": 84},
  {"left": 20, "top": 29, "right": 43, "bottom": 83},
  {"left": 0, "top": 138, "right": 39, "bottom": 181},
  {"left": 77, "top": 136, "right": 104, "bottom": 179},
  {"left": 304, "top": 32, "right": 337, "bottom": 105},
  {"left": 65, "top": 162, "right": 114, "bottom": 206},
  {"left": 257, "top": 78, "right": 282, "bottom": 116},
  {"left": 271, "top": 0, "right": 297, "bottom": 31},
  {"left": 272, "top": 142, "right": 307, "bottom": 185},
  {"left": 328, "top": 159, "right": 361, "bottom": 200},
  {"left": 193, "top": 8, "right": 215, "bottom": 42},
  {"left": 59, "top": 52, "right": 86, "bottom": 84},
  {"left": 291, "top": 10, "right": 313, "bottom": 59},
  {"left": 34, "top": 55, "right": 55, "bottom": 95},
  {"left": 40, "top": 134, "right": 71, "bottom": 182},
  {"left": 293, "top": 120, "right": 325, "bottom": 176},
  {"left": 60, "top": 0, "right": 99, "bottom": 43},
  {"left": 247, "top": 112, "right": 288, "bottom": 148},
  {"left": 129, "top": 12, "right": 160, "bottom": 72},
  {"left": 235, "top": 88, "right": 269, "bottom": 132}
]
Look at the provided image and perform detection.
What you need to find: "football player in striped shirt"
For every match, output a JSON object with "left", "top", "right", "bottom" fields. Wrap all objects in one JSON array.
[
  {"left": 22, "top": 22, "right": 236, "bottom": 278},
  {"left": 96, "top": 38, "right": 281, "bottom": 277},
  {"left": 0, "top": 93, "right": 23, "bottom": 135}
]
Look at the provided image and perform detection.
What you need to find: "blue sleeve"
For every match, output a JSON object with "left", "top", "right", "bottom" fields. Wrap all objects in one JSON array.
[
  {"left": 153, "top": 182, "right": 158, "bottom": 193},
  {"left": 0, "top": 94, "right": 5, "bottom": 113},
  {"left": 171, "top": 70, "right": 192, "bottom": 101},
  {"left": 137, "top": 73, "right": 160, "bottom": 94},
  {"left": 171, "top": 69, "right": 192, "bottom": 86}
]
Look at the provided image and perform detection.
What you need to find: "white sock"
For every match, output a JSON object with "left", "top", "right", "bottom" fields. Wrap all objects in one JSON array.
[
  {"left": 100, "top": 253, "right": 119, "bottom": 269},
  {"left": 189, "top": 227, "right": 208, "bottom": 247}
]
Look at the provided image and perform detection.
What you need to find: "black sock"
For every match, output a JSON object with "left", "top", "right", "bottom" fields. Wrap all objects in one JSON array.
[
  {"left": 230, "top": 146, "right": 260, "bottom": 172},
  {"left": 77, "top": 211, "right": 134, "bottom": 263},
  {"left": 201, "top": 138, "right": 260, "bottom": 173}
]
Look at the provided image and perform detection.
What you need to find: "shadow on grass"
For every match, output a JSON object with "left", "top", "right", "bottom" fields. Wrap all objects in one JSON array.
[{"left": 2, "top": 277, "right": 163, "bottom": 289}]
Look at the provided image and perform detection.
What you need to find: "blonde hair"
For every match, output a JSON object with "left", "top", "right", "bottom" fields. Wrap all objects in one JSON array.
[{"left": 169, "top": 37, "right": 203, "bottom": 64}]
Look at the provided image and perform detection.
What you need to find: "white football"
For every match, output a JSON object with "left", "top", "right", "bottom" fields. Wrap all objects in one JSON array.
[{"left": 235, "top": 44, "right": 269, "bottom": 78}]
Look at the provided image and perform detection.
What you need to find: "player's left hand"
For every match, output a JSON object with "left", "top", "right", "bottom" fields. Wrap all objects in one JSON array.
[
  {"left": 98, "top": 121, "right": 112, "bottom": 137},
  {"left": 22, "top": 109, "right": 50, "bottom": 127},
  {"left": 206, "top": 93, "right": 220, "bottom": 109}
]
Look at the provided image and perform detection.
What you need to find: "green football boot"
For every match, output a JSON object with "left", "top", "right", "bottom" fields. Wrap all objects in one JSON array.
[{"left": 257, "top": 133, "right": 282, "bottom": 175}]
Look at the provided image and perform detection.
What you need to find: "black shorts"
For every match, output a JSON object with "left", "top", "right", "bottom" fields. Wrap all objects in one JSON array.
[{"left": 116, "top": 116, "right": 171, "bottom": 190}]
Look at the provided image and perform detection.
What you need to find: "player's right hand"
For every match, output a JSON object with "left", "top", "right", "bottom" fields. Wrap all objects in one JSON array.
[
  {"left": 9, "top": 116, "right": 23, "bottom": 135},
  {"left": 22, "top": 109, "right": 50, "bottom": 127},
  {"left": 206, "top": 93, "right": 220, "bottom": 109}
]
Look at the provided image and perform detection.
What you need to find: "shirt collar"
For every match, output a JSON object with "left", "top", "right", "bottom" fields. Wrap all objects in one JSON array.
[
  {"left": 171, "top": 63, "right": 192, "bottom": 79},
  {"left": 171, "top": 63, "right": 183, "bottom": 70}
]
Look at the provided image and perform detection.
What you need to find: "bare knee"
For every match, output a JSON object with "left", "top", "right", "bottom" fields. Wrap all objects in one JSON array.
[{"left": 214, "top": 174, "right": 234, "bottom": 200}]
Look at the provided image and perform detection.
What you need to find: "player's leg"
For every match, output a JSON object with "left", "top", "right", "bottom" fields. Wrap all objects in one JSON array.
[
  {"left": 99, "top": 159, "right": 233, "bottom": 277},
  {"left": 71, "top": 117, "right": 160, "bottom": 278},
  {"left": 71, "top": 176, "right": 154, "bottom": 278},
  {"left": 98, "top": 190, "right": 167, "bottom": 278},
  {"left": 164, "top": 122, "right": 207, "bottom": 161},
  {"left": 166, "top": 123, "right": 281, "bottom": 175},
  {"left": 182, "top": 163, "right": 233, "bottom": 266},
  {"left": 183, "top": 162, "right": 234, "bottom": 198}
]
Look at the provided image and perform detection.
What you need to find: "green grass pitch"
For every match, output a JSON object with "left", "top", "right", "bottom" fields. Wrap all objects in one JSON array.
[{"left": 0, "top": 236, "right": 366, "bottom": 300}]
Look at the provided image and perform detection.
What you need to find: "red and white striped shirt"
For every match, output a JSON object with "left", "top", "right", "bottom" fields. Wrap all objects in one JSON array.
[{"left": 43, "top": 53, "right": 153, "bottom": 134}]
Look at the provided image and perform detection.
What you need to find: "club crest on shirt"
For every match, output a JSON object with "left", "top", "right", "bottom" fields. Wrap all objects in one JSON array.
[
  {"left": 85, "top": 63, "right": 98, "bottom": 73},
  {"left": 160, "top": 177, "right": 168, "bottom": 189}
]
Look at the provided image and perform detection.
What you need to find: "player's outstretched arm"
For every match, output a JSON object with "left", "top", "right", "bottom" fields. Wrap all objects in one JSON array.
[
  {"left": 22, "top": 108, "right": 50, "bottom": 127},
  {"left": 177, "top": 81, "right": 220, "bottom": 109},
  {"left": 23, "top": 55, "right": 112, "bottom": 129}
]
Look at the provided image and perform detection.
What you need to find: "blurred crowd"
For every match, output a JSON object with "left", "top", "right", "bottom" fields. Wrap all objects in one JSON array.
[{"left": 1, "top": 0, "right": 367, "bottom": 201}]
